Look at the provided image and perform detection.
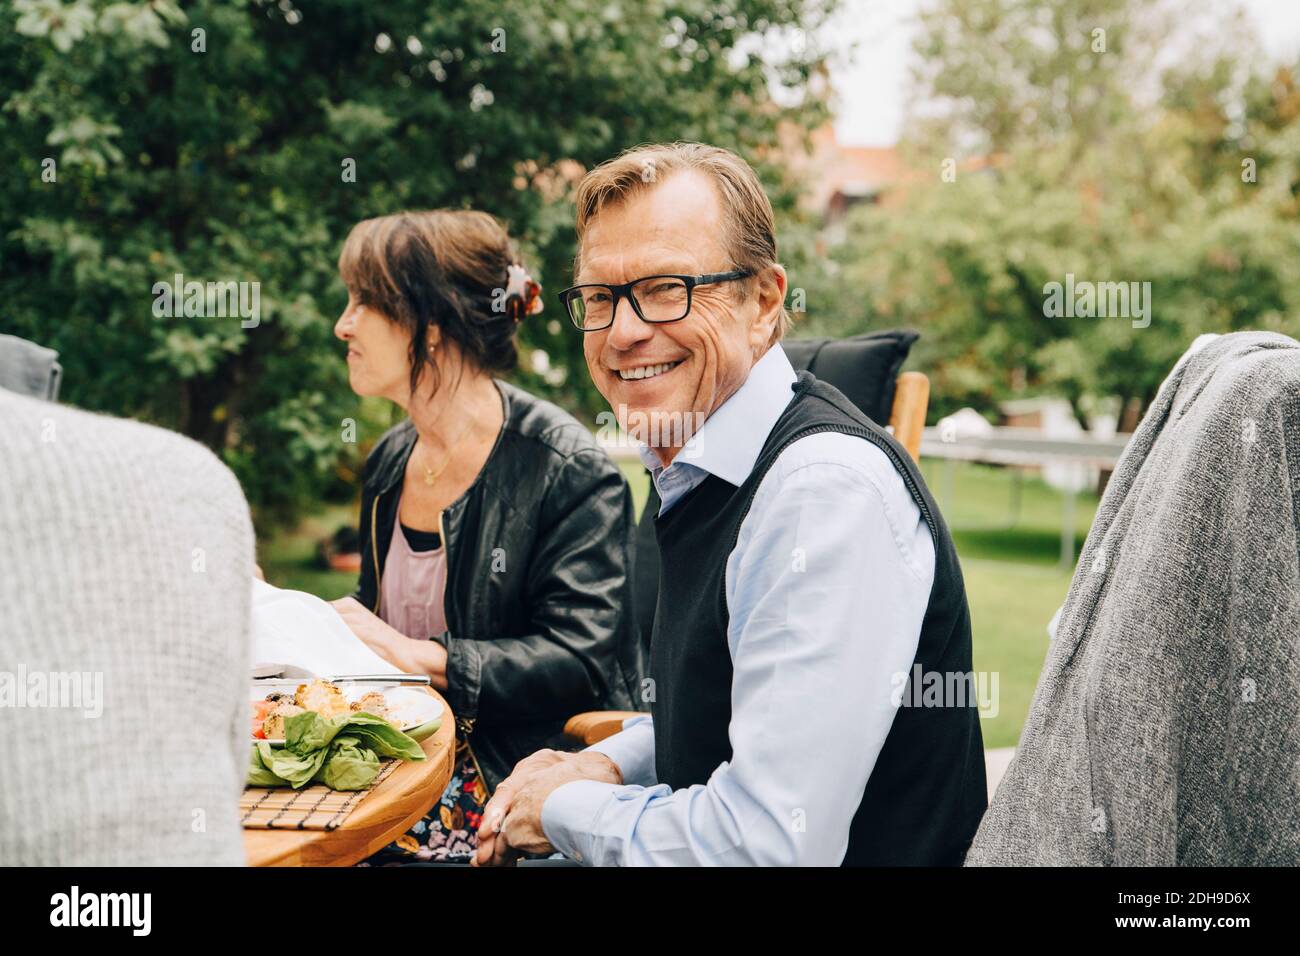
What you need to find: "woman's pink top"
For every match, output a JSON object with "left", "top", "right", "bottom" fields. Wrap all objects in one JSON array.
[{"left": 377, "top": 518, "right": 448, "bottom": 640}]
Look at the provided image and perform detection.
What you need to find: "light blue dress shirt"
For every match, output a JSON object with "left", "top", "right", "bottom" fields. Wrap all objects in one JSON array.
[{"left": 540, "top": 344, "right": 936, "bottom": 865}]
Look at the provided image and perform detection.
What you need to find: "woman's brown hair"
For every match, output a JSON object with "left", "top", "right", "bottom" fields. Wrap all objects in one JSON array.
[{"left": 338, "top": 210, "right": 531, "bottom": 397}]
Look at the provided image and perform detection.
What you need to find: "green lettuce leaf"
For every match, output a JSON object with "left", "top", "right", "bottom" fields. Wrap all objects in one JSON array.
[
  {"left": 247, "top": 743, "right": 287, "bottom": 787},
  {"left": 313, "top": 735, "right": 382, "bottom": 790},
  {"left": 284, "top": 710, "right": 347, "bottom": 755},
  {"left": 337, "top": 712, "right": 426, "bottom": 761},
  {"left": 258, "top": 735, "right": 331, "bottom": 787},
  {"left": 246, "top": 710, "right": 425, "bottom": 790}
]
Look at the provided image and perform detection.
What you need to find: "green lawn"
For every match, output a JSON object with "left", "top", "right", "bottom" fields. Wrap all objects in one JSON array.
[
  {"left": 920, "top": 460, "right": 1098, "bottom": 747},
  {"left": 258, "top": 503, "right": 358, "bottom": 601},
  {"left": 261, "top": 459, "right": 1098, "bottom": 750}
]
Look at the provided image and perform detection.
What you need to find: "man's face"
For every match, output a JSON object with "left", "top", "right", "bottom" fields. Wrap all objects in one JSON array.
[{"left": 579, "top": 170, "right": 783, "bottom": 460}]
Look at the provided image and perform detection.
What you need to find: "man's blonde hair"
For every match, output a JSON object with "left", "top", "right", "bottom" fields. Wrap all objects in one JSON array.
[{"left": 573, "top": 142, "right": 790, "bottom": 342}]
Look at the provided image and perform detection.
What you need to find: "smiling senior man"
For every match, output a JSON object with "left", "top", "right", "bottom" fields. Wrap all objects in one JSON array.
[{"left": 472, "top": 142, "right": 987, "bottom": 867}]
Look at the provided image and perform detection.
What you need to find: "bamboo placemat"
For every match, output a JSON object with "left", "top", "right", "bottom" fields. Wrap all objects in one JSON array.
[{"left": 240, "top": 759, "right": 400, "bottom": 830}]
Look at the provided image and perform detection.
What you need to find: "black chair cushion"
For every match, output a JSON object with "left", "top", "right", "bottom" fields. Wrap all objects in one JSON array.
[
  {"left": 631, "top": 329, "right": 919, "bottom": 659},
  {"left": 779, "top": 329, "right": 919, "bottom": 426}
]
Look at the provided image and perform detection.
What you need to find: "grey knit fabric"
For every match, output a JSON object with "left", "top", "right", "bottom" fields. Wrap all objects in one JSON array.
[
  {"left": 967, "top": 331, "right": 1300, "bottom": 866},
  {"left": 0, "top": 388, "right": 251, "bottom": 865}
]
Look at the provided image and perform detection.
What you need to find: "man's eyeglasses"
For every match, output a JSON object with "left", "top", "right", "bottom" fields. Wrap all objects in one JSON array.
[{"left": 557, "top": 270, "right": 753, "bottom": 332}]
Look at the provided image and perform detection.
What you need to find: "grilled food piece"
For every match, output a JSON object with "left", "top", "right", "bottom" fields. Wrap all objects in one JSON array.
[
  {"left": 262, "top": 701, "right": 305, "bottom": 740},
  {"left": 349, "top": 691, "right": 389, "bottom": 719},
  {"left": 293, "top": 679, "right": 350, "bottom": 719},
  {"left": 252, "top": 680, "right": 402, "bottom": 739}
]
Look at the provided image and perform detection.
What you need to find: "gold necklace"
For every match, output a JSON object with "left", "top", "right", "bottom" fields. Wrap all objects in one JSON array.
[{"left": 420, "top": 418, "right": 476, "bottom": 488}]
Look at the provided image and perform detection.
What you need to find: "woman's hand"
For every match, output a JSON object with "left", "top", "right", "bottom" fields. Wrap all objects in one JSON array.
[{"left": 330, "top": 597, "right": 448, "bottom": 687}]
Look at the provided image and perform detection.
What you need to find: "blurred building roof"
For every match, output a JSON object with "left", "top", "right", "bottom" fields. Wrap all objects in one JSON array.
[
  {"left": 780, "top": 122, "right": 912, "bottom": 224},
  {"left": 782, "top": 122, "right": 1005, "bottom": 226},
  {"left": 808, "top": 125, "right": 904, "bottom": 215}
]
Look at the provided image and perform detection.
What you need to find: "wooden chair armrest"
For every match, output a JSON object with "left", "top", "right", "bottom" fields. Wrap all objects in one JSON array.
[
  {"left": 564, "top": 710, "right": 646, "bottom": 746},
  {"left": 888, "top": 370, "right": 930, "bottom": 463}
]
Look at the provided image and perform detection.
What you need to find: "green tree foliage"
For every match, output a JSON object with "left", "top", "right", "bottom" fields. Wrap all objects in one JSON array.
[
  {"left": 809, "top": 0, "right": 1300, "bottom": 424},
  {"left": 1, "top": 0, "right": 832, "bottom": 524}
]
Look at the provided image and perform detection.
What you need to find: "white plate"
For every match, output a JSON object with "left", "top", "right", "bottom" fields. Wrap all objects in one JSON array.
[{"left": 251, "top": 683, "right": 442, "bottom": 744}]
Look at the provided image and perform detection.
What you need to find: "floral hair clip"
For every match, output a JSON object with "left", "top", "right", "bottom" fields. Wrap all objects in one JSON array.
[{"left": 505, "top": 264, "right": 544, "bottom": 322}]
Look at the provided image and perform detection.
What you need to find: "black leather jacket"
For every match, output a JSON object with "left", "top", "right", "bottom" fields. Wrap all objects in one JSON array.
[{"left": 353, "top": 381, "right": 642, "bottom": 791}]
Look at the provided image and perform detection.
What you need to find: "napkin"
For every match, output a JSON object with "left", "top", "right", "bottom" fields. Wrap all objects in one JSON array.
[{"left": 249, "top": 579, "right": 400, "bottom": 678}]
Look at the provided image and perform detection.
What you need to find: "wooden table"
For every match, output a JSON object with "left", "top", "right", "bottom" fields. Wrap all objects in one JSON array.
[{"left": 243, "top": 688, "right": 456, "bottom": 867}]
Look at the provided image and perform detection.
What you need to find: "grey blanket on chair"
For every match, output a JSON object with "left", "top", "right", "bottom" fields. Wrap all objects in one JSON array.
[{"left": 967, "top": 331, "right": 1300, "bottom": 866}]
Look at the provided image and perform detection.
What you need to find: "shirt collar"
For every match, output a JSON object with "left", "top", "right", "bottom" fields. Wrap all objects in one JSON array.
[{"left": 637, "top": 343, "right": 797, "bottom": 488}]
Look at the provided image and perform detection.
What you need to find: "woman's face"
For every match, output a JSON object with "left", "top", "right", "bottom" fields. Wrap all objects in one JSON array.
[{"left": 334, "top": 293, "right": 420, "bottom": 404}]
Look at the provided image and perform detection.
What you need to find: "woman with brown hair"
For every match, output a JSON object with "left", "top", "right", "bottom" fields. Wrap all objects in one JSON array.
[{"left": 328, "top": 209, "right": 641, "bottom": 863}]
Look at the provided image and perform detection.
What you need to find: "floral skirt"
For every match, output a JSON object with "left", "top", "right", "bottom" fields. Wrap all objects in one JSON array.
[{"left": 360, "top": 737, "right": 489, "bottom": 865}]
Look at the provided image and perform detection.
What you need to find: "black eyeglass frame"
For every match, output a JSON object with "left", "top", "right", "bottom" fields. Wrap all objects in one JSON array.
[{"left": 557, "top": 270, "right": 754, "bottom": 331}]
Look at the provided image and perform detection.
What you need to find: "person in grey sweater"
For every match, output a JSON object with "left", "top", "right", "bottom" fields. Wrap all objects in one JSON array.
[
  {"left": 0, "top": 386, "right": 251, "bottom": 865},
  {"left": 967, "top": 331, "right": 1300, "bottom": 866}
]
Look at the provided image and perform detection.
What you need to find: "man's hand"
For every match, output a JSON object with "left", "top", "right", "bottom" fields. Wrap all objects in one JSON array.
[
  {"left": 330, "top": 597, "right": 448, "bottom": 686},
  {"left": 472, "top": 750, "right": 622, "bottom": 867}
]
